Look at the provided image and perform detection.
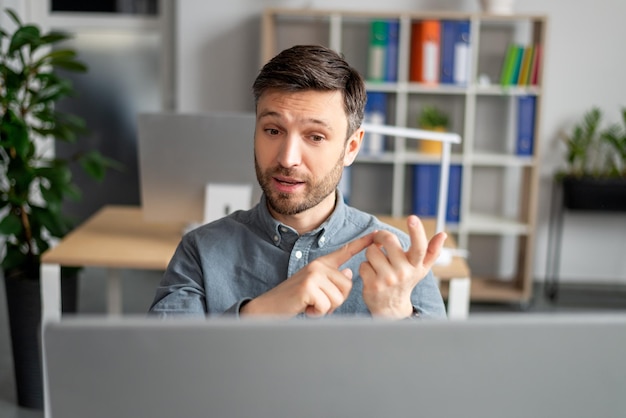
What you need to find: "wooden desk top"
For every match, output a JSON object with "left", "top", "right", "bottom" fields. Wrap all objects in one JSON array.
[
  {"left": 41, "top": 206, "right": 470, "bottom": 280},
  {"left": 41, "top": 205, "right": 186, "bottom": 270}
]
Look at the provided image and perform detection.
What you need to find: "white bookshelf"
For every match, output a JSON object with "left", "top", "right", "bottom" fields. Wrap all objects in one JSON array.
[{"left": 261, "top": 8, "right": 548, "bottom": 305}]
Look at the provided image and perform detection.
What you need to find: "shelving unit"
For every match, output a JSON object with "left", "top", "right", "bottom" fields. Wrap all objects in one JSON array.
[{"left": 261, "top": 8, "right": 548, "bottom": 306}]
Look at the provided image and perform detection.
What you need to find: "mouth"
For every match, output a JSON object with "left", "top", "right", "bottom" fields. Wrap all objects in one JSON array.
[{"left": 272, "top": 175, "right": 305, "bottom": 192}]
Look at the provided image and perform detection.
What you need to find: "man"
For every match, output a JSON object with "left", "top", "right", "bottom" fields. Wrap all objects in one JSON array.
[{"left": 150, "top": 45, "right": 447, "bottom": 319}]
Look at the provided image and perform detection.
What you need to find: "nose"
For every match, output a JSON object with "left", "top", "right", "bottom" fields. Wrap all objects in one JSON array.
[{"left": 276, "top": 133, "right": 302, "bottom": 168}]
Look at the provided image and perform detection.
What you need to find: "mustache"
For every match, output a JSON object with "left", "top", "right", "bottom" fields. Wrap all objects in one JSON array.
[{"left": 268, "top": 166, "right": 303, "bottom": 178}]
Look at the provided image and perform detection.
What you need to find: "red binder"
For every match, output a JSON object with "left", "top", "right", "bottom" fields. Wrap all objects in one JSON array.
[{"left": 409, "top": 20, "right": 441, "bottom": 84}]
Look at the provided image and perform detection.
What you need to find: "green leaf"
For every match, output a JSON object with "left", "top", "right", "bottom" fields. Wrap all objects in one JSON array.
[
  {"left": 0, "top": 211, "right": 23, "bottom": 236},
  {"left": 79, "top": 150, "right": 124, "bottom": 181},
  {"left": 31, "top": 205, "right": 70, "bottom": 238},
  {"left": 4, "top": 8, "right": 22, "bottom": 26},
  {"left": 51, "top": 58, "right": 88, "bottom": 73},
  {"left": 1, "top": 243, "right": 29, "bottom": 272},
  {"left": 0, "top": 110, "right": 30, "bottom": 158},
  {"left": 39, "top": 31, "right": 71, "bottom": 45},
  {"left": 9, "top": 25, "right": 41, "bottom": 55}
]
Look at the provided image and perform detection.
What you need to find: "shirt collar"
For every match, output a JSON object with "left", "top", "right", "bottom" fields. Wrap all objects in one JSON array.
[{"left": 255, "top": 189, "right": 348, "bottom": 248}]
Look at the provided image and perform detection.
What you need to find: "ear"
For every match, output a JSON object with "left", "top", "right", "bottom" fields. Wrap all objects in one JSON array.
[{"left": 343, "top": 127, "right": 364, "bottom": 167}]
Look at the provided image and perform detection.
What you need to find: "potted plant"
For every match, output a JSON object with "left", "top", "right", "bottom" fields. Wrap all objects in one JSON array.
[
  {"left": 417, "top": 105, "right": 450, "bottom": 154},
  {"left": 556, "top": 106, "right": 626, "bottom": 211},
  {"left": 0, "top": 8, "right": 118, "bottom": 408}
]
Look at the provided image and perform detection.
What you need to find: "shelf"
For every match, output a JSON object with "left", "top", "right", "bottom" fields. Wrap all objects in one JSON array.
[
  {"left": 470, "top": 153, "right": 535, "bottom": 167},
  {"left": 474, "top": 85, "right": 542, "bottom": 96},
  {"left": 263, "top": 8, "right": 547, "bottom": 306},
  {"left": 464, "top": 213, "right": 531, "bottom": 235}
]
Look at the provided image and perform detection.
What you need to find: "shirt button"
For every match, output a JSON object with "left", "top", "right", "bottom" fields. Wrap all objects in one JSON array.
[
  {"left": 319, "top": 236, "right": 326, "bottom": 243},
  {"left": 295, "top": 250, "right": 303, "bottom": 259},
  {"left": 280, "top": 226, "right": 288, "bottom": 233},
  {"left": 273, "top": 235, "right": 279, "bottom": 242}
]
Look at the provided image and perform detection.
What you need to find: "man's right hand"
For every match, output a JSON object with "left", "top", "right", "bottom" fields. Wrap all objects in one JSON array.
[{"left": 240, "top": 233, "right": 375, "bottom": 317}]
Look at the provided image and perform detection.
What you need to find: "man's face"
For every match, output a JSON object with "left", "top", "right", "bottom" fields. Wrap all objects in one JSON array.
[{"left": 254, "top": 89, "right": 362, "bottom": 217}]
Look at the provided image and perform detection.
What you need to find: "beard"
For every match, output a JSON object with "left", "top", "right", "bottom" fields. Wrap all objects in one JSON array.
[{"left": 255, "top": 152, "right": 345, "bottom": 216}]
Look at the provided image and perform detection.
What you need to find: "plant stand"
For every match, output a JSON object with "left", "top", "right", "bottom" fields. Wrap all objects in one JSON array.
[{"left": 545, "top": 177, "right": 626, "bottom": 300}]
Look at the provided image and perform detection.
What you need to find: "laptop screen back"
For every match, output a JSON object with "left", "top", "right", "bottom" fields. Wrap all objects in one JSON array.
[{"left": 43, "top": 314, "right": 626, "bottom": 418}]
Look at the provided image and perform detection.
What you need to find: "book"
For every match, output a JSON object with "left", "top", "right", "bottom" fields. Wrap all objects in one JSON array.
[
  {"left": 409, "top": 20, "right": 440, "bottom": 84},
  {"left": 530, "top": 43, "right": 542, "bottom": 85},
  {"left": 412, "top": 164, "right": 439, "bottom": 218},
  {"left": 412, "top": 163, "right": 463, "bottom": 222},
  {"left": 509, "top": 44, "right": 525, "bottom": 85},
  {"left": 516, "top": 95, "right": 536, "bottom": 156},
  {"left": 439, "top": 20, "right": 456, "bottom": 84},
  {"left": 367, "top": 20, "right": 388, "bottom": 82},
  {"left": 499, "top": 43, "right": 517, "bottom": 85},
  {"left": 362, "top": 92, "right": 387, "bottom": 155},
  {"left": 446, "top": 164, "right": 463, "bottom": 223},
  {"left": 384, "top": 19, "right": 400, "bottom": 82},
  {"left": 453, "top": 20, "right": 471, "bottom": 86},
  {"left": 517, "top": 45, "right": 534, "bottom": 85}
]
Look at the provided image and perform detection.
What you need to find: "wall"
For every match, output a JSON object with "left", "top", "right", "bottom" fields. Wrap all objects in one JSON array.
[
  {"left": 2, "top": 0, "right": 625, "bottom": 284},
  {"left": 174, "top": 0, "right": 626, "bottom": 284}
]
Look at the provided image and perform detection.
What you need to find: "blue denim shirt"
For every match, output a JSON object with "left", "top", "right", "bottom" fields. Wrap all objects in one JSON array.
[{"left": 149, "top": 191, "right": 447, "bottom": 319}]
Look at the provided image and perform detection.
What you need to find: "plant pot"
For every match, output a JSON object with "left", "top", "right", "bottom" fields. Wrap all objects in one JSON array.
[
  {"left": 562, "top": 176, "right": 626, "bottom": 211},
  {"left": 3, "top": 275, "right": 44, "bottom": 409},
  {"left": 2, "top": 269, "right": 79, "bottom": 409},
  {"left": 419, "top": 126, "right": 446, "bottom": 155}
]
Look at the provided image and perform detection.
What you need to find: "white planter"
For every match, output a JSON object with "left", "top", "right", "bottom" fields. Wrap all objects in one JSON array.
[{"left": 480, "top": 0, "right": 515, "bottom": 14}]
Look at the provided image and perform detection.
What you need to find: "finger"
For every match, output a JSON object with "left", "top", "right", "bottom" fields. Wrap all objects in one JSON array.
[
  {"left": 405, "top": 215, "right": 429, "bottom": 266},
  {"left": 304, "top": 276, "right": 349, "bottom": 317},
  {"left": 323, "top": 232, "right": 375, "bottom": 268},
  {"left": 422, "top": 231, "right": 448, "bottom": 268},
  {"left": 372, "top": 230, "right": 405, "bottom": 265},
  {"left": 303, "top": 286, "right": 332, "bottom": 317}
]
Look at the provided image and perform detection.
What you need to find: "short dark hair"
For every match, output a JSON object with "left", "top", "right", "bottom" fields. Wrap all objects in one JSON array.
[{"left": 252, "top": 44, "right": 367, "bottom": 138}]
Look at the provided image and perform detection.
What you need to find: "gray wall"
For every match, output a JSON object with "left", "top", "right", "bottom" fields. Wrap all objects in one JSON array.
[{"left": 174, "top": 0, "right": 626, "bottom": 284}]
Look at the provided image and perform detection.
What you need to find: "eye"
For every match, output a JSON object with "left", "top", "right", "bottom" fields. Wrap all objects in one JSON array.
[
  {"left": 309, "top": 134, "right": 325, "bottom": 143},
  {"left": 264, "top": 128, "right": 281, "bottom": 136}
]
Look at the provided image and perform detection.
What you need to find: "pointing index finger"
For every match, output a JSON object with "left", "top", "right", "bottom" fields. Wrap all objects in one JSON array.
[{"left": 323, "top": 233, "right": 375, "bottom": 268}]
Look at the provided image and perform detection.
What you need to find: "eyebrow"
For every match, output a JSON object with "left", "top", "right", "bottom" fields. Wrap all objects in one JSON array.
[{"left": 257, "top": 110, "right": 334, "bottom": 132}]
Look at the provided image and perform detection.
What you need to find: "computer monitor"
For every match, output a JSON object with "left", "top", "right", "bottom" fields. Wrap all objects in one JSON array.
[
  {"left": 137, "top": 111, "right": 262, "bottom": 225},
  {"left": 43, "top": 313, "right": 626, "bottom": 418}
]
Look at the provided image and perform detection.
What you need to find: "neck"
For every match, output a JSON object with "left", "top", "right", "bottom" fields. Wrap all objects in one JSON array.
[{"left": 269, "top": 191, "right": 337, "bottom": 235}]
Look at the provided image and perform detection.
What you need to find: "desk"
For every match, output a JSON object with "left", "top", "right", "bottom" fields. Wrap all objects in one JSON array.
[
  {"left": 40, "top": 205, "right": 185, "bottom": 321},
  {"left": 377, "top": 216, "right": 471, "bottom": 320},
  {"left": 40, "top": 206, "right": 470, "bottom": 322}
]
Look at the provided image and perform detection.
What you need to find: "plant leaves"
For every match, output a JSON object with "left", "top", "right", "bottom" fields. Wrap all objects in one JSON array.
[
  {"left": 4, "top": 8, "right": 22, "bottom": 26},
  {"left": 50, "top": 58, "right": 88, "bottom": 73},
  {"left": 0, "top": 211, "right": 23, "bottom": 236},
  {"left": 8, "top": 24, "right": 40, "bottom": 55}
]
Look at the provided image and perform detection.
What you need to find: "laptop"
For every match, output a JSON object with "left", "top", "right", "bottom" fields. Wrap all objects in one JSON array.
[
  {"left": 137, "top": 111, "right": 262, "bottom": 226},
  {"left": 43, "top": 314, "right": 626, "bottom": 418}
]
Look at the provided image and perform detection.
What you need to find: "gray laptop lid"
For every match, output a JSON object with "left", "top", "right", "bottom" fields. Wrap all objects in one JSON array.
[
  {"left": 137, "top": 111, "right": 261, "bottom": 224},
  {"left": 43, "top": 314, "right": 626, "bottom": 418}
]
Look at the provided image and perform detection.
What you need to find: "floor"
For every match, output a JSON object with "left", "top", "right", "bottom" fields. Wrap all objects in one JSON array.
[{"left": 1, "top": 268, "right": 626, "bottom": 417}]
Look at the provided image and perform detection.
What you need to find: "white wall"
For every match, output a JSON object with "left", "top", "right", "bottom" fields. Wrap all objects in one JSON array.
[
  {"left": 4, "top": 0, "right": 624, "bottom": 284},
  {"left": 175, "top": 0, "right": 626, "bottom": 284}
]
